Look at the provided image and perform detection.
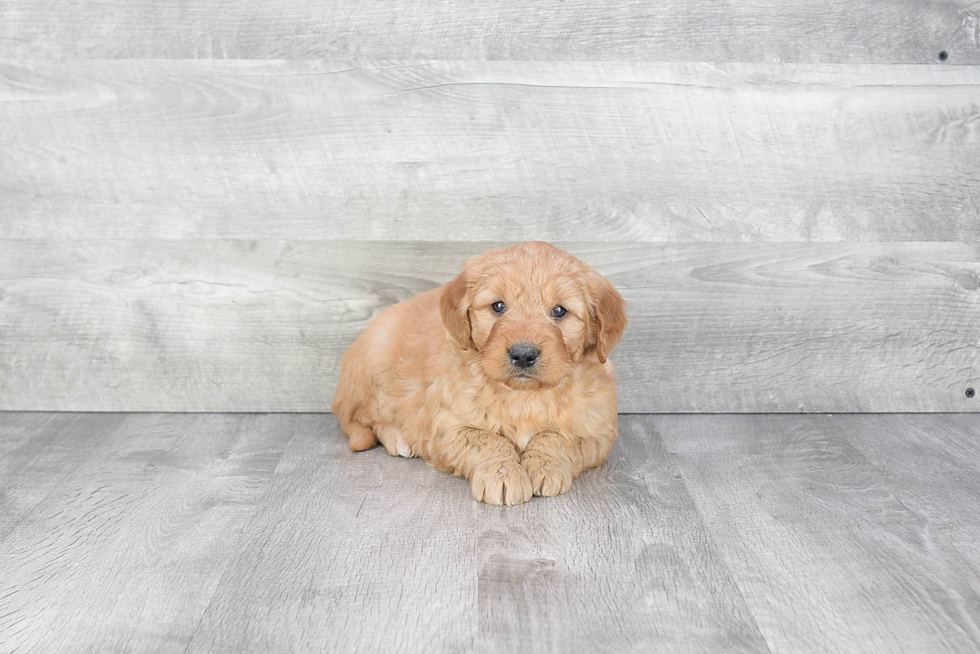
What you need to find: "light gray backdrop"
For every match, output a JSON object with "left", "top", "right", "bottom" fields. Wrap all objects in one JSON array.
[{"left": 1, "top": 2, "right": 978, "bottom": 412}]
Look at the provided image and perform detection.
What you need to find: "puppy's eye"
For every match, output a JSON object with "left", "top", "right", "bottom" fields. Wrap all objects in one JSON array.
[
  {"left": 491, "top": 301, "right": 506, "bottom": 314},
  {"left": 551, "top": 305, "right": 567, "bottom": 318}
]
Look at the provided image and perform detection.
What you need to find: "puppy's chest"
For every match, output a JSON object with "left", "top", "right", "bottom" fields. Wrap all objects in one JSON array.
[{"left": 480, "top": 394, "right": 567, "bottom": 451}]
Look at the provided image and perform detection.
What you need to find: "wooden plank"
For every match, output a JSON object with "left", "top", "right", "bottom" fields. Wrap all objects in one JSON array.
[
  {"left": 0, "top": 1, "right": 977, "bottom": 62},
  {"left": 1, "top": 240, "right": 977, "bottom": 413},
  {"left": 658, "top": 414, "right": 980, "bottom": 654},
  {"left": 843, "top": 414, "right": 980, "bottom": 565},
  {"left": 184, "top": 412, "right": 483, "bottom": 653},
  {"left": 474, "top": 416, "right": 770, "bottom": 653},
  {"left": 185, "top": 416, "right": 769, "bottom": 653},
  {"left": 0, "top": 413, "right": 127, "bottom": 540},
  {"left": 4, "top": 413, "right": 980, "bottom": 651},
  {"left": 3, "top": 60, "right": 980, "bottom": 242},
  {"left": 0, "top": 413, "right": 294, "bottom": 653}
]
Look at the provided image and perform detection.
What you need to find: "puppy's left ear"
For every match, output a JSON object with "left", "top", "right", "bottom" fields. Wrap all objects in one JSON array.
[
  {"left": 588, "top": 271, "right": 627, "bottom": 364},
  {"left": 440, "top": 269, "right": 474, "bottom": 350}
]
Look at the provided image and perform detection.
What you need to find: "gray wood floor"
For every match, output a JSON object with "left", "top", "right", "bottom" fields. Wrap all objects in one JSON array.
[{"left": 2, "top": 413, "right": 978, "bottom": 653}]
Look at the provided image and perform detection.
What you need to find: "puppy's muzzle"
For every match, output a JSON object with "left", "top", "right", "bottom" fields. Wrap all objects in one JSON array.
[{"left": 508, "top": 342, "right": 540, "bottom": 370}]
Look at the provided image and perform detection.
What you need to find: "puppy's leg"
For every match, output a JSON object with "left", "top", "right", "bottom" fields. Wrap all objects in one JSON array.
[
  {"left": 344, "top": 422, "right": 379, "bottom": 452},
  {"left": 376, "top": 425, "right": 415, "bottom": 458},
  {"left": 434, "top": 428, "right": 532, "bottom": 506},
  {"left": 331, "top": 370, "right": 379, "bottom": 452},
  {"left": 521, "top": 431, "right": 576, "bottom": 497},
  {"left": 521, "top": 432, "right": 615, "bottom": 497}
]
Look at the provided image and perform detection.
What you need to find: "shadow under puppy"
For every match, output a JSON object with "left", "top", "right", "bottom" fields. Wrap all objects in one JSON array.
[{"left": 332, "top": 241, "right": 627, "bottom": 505}]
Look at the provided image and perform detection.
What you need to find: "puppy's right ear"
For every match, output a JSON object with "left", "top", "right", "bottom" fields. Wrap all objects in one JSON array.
[{"left": 440, "top": 270, "right": 473, "bottom": 350}]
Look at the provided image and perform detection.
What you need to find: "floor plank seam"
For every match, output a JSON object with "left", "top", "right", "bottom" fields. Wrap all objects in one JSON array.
[
  {"left": 180, "top": 420, "right": 301, "bottom": 652},
  {"left": 664, "top": 454, "right": 777, "bottom": 654}
]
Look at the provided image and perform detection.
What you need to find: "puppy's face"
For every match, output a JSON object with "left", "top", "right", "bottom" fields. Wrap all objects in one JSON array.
[{"left": 440, "top": 242, "right": 627, "bottom": 390}]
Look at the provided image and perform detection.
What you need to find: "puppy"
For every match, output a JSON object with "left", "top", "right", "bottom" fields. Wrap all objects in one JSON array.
[{"left": 331, "top": 241, "right": 627, "bottom": 505}]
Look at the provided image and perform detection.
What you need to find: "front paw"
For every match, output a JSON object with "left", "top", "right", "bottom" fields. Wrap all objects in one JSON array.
[
  {"left": 470, "top": 462, "right": 533, "bottom": 506},
  {"left": 521, "top": 453, "right": 573, "bottom": 497}
]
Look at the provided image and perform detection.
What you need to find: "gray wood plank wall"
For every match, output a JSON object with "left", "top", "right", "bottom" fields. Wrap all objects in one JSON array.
[
  {"left": 1, "top": 2, "right": 978, "bottom": 412},
  {"left": 1, "top": 241, "right": 977, "bottom": 412},
  {"left": 3, "top": 61, "right": 980, "bottom": 242},
  {"left": 2, "top": 1, "right": 978, "bottom": 62}
]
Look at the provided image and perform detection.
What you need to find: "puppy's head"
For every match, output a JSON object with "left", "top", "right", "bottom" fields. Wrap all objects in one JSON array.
[{"left": 440, "top": 242, "right": 627, "bottom": 389}]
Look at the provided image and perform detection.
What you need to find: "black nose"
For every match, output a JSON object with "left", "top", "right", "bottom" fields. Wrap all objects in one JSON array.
[{"left": 509, "top": 343, "right": 540, "bottom": 369}]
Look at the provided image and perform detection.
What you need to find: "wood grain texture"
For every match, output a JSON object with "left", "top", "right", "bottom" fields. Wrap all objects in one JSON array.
[
  {"left": 4, "top": 413, "right": 980, "bottom": 652},
  {"left": 3, "top": 60, "right": 980, "bottom": 242},
  {"left": 1, "top": 240, "right": 977, "bottom": 413},
  {"left": 0, "top": 413, "right": 294, "bottom": 653},
  {"left": 183, "top": 414, "right": 483, "bottom": 653},
  {"left": 659, "top": 414, "right": 980, "bottom": 654},
  {"left": 0, "top": 413, "right": 127, "bottom": 540},
  {"left": 0, "top": 414, "right": 770, "bottom": 654},
  {"left": 843, "top": 414, "right": 980, "bottom": 566},
  {"left": 1, "top": 0, "right": 978, "bottom": 62},
  {"left": 474, "top": 416, "right": 769, "bottom": 653}
]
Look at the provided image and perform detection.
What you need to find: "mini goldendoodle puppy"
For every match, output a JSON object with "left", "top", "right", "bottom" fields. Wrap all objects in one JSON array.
[{"left": 331, "top": 241, "right": 627, "bottom": 505}]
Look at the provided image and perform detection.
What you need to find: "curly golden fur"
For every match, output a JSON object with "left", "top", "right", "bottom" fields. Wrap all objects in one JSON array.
[{"left": 331, "top": 241, "right": 627, "bottom": 505}]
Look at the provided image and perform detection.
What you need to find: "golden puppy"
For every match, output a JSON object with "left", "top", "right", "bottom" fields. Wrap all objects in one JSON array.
[{"left": 331, "top": 241, "right": 627, "bottom": 505}]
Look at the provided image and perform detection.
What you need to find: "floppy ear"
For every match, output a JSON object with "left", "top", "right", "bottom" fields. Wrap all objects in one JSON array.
[
  {"left": 588, "top": 271, "right": 627, "bottom": 364},
  {"left": 440, "top": 269, "right": 473, "bottom": 350}
]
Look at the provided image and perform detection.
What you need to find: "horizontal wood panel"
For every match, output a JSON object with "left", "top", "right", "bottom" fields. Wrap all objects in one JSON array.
[
  {"left": 1, "top": 240, "right": 976, "bottom": 413},
  {"left": 1, "top": 1, "right": 978, "bottom": 62},
  {"left": 2, "top": 61, "right": 980, "bottom": 242}
]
